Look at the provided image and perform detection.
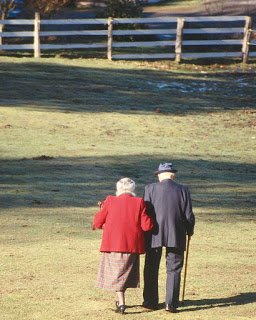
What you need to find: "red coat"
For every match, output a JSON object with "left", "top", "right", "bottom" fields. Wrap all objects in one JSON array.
[{"left": 93, "top": 194, "right": 153, "bottom": 254}]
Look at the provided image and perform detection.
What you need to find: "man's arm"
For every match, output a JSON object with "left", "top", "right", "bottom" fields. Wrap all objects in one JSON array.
[
  {"left": 183, "top": 187, "right": 195, "bottom": 236},
  {"left": 143, "top": 185, "right": 154, "bottom": 213}
]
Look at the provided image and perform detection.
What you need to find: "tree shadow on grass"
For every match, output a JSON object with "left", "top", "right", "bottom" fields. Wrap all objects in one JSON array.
[
  {"left": 0, "top": 61, "right": 255, "bottom": 114},
  {"left": 0, "top": 155, "right": 255, "bottom": 217},
  {"left": 179, "top": 292, "right": 256, "bottom": 312}
]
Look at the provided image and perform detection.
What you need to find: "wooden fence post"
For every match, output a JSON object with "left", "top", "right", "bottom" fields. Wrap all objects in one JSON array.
[
  {"left": 34, "top": 12, "right": 41, "bottom": 58},
  {"left": 242, "top": 16, "right": 252, "bottom": 63},
  {"left": 0, "top": 23, "right": 3, "bottom": 47},
  {"left": 175, "top": 17, "right": 185, "bottom": 63},
  {"left": 107, "top": 17, "right": 113, "bottom": 61}
]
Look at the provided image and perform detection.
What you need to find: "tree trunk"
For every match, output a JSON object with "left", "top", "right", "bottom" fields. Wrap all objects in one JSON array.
[{"left": 0, "top": 12, "right": 5, "bottom": 47}]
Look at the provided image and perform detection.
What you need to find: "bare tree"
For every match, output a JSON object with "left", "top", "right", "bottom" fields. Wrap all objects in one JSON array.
[
  {"left": 0, "top": 0, "right": 15, "bottom": 20},
  {"left": 0, "top": 0, "right": 16, "bottom": 46}
]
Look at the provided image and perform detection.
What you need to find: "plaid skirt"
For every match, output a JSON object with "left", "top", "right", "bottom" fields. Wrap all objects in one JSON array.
[{"left": 96, "top": 252, "right": 140, "bottom": 291}]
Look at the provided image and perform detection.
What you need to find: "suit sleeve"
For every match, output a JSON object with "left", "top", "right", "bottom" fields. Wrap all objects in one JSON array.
[
  {"left": 143, "top": 185, "right": 155, "bottom": 217},
  {"left": 140, "top": 198, "right": 154, "bottom": 231},
  {"left": 183, "top": 187, "right": 195, "bottom": 236},
  {"left": 93, "top": 196, "right": 109, "bottom": 229},
  {"left": 143, "top": 185, "right": 150, "bottom": 202}
]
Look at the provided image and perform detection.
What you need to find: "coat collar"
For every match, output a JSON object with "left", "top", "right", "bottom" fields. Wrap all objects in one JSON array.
[
  {"left": 159, "top": 178, "right": 173, "bottom": 183},
  {"left": 117, "top": 193, "right": 134, "bottom": 197}
]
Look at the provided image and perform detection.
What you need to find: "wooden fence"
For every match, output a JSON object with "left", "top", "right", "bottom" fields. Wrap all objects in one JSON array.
[{"left": 0, "top": 14, "right": 255, "bottom": 62}]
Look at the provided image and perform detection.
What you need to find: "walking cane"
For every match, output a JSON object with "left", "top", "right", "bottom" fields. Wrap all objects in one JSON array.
[{"left": 181, "top": 235, "right": 191, "bottom": 303}]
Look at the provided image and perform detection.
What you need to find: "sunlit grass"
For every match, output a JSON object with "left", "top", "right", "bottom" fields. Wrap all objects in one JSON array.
[
  {"left": 0, "top": 56, "right": 255, "bottom": 319},
  {"left": 145, "top": 0, "right": 202, "bottom": 7}
]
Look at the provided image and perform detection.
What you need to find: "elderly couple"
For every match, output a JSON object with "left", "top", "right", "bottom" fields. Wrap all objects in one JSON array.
[{"left": 92, "top": 163, "right": 195, "bottom": 314}]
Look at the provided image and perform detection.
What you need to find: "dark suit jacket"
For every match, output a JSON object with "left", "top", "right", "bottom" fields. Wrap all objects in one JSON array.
[{"left": 144, "top": 178, "right": 195, "bottom": 251}]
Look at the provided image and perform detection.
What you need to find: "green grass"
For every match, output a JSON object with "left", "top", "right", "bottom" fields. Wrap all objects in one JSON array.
[
  {"left": 0, "top": 56, "right": 255, "bottom": 320},
  {"left": 145, "top": 0, "right": 201, "bottom": 7},
  {"left": 144, "top": 0, "right": 202, "bottom": 10}
]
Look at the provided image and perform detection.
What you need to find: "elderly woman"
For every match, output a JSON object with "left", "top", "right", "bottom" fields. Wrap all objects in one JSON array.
[{"left": 93, "top": 178, "right": 153, "bottom": 314}]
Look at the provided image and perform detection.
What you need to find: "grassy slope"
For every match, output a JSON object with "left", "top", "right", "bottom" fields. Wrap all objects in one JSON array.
[
  {"left": 143, "top": 0, "right": 202, "bottom": 13},
  {"left": 0, "top": 57, "right": 255, "bottom": 320},
  {"left": 144, "top": 0, "right": 201, "bottom": 8}
]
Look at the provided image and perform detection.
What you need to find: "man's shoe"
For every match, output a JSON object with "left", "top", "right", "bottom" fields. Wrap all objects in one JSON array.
[
  {"left": 142, "top": 302, "right": 158, "bottom": 310},
  {"left": 165, "top": 305, "right": 178, "bottom": 313}
]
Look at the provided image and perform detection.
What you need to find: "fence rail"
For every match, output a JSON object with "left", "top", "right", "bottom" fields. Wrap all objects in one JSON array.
[{"left": 0, "top": 14, "right": 255, "bottom": 62}]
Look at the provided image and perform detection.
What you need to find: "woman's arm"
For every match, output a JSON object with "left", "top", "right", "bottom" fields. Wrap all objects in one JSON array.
[{"left": 93, "top": 197, "right": 109, "bottom": 229}]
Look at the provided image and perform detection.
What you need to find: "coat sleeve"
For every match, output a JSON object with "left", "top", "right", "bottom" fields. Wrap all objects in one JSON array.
[
  {"left": 183, "top": 187, "right": 195, "bottom": 236},
  {"left": 140, "top": 198, "right": 154, "bottom": 232},
  {"left": 93, "top": 197, "right": 109, "bottom": 229},
  {"left": 143, "top": 185, "right": 155, "bottom": 216}
]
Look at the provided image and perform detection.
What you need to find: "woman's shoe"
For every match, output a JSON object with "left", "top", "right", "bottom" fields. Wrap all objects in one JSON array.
[{"left": 115, "top": 304, "right": 126, "bottom": 314}]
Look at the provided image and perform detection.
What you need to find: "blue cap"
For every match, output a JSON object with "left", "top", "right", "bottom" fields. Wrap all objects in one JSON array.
[{"left": 154, "top": 163, "right": 178, "bottom": 176}]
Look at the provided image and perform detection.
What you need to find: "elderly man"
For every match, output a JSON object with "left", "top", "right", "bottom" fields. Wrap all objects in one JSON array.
[{"left": 142, "top": 163, "right": 195, "bottom": 313}]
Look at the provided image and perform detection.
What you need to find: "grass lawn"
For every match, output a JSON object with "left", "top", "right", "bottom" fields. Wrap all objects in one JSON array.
[
  {"left": 143, "top": 0, "right": 202, "bottom": 12},
  {"left": 145, "top": 0, "right": 201, "bottom": 7},
  {"left": 0, "top": 56, "right": 255, "bottom": 320}
]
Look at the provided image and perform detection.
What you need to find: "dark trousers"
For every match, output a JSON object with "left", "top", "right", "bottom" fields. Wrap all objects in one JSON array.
[{"left": 143, "top": 247, "right": 184, "bottom": 308}]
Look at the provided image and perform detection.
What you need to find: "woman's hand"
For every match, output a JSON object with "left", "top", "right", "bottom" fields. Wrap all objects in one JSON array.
[{"left": 98, "top": 201, "right": 104, "bottom": 208}]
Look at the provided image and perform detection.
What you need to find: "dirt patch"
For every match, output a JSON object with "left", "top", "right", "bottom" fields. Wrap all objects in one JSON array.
[{"left": 32, "top": 155, "right": 55, "bottom": 160}]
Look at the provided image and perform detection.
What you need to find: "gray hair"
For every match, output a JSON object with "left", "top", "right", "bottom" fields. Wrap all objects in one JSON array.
[{"left": 116, "top": 177, "right": 136, "bottom": 196}]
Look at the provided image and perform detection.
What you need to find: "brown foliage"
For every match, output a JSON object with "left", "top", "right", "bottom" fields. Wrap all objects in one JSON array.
[{"left": 26, "top": 0, "right": 72, "bottom": 17}]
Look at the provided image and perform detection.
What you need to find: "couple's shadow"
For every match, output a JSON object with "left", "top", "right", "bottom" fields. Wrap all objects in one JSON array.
[
  {"left": 167, "top": 292, "right": 256, "bottom": 313},
  {"left": 124, "top": 292, "right": 256, "bottom": 314}
]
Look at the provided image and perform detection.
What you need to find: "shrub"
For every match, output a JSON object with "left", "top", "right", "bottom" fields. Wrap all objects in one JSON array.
[{"left": 104, "top": 0, "right": 144, "bottom": 18}]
